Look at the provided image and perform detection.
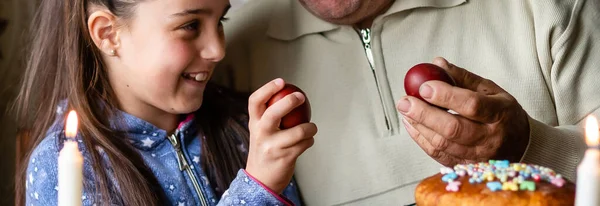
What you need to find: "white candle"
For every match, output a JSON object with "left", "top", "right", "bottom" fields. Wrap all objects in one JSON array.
[
  {"left": 58, "top": 111, "right": 83, "bottom": 206},
  {"left": 575, "top": 116, "right": 600, "bottom": 206}
]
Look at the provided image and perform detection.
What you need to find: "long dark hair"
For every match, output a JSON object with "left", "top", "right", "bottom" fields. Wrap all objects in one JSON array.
[{"left": 14, "top": 0, "right": 249, "bottom": 205}]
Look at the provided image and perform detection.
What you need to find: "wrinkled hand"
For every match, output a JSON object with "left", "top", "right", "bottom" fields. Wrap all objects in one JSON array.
[
  {"left": 245, "top": 78, "right": 318, "bottom": 194},
  {"left": 397, "top": 57, "right": 530, "bottom": 167}
]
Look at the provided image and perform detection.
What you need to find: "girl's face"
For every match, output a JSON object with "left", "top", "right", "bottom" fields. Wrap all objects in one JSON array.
[{"left": 106, "top": 0, "right": 229, "bottom": 122}]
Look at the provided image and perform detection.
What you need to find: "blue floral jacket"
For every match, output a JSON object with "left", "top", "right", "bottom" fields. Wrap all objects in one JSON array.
[{"left": 25, "top": 105, "right": 301, "bottom": 205}]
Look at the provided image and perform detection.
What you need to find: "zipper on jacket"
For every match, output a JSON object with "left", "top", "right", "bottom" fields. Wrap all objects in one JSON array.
[
  {"left": 168, "top": 131, "right": 209, "bottom": 206},
  {"left": 359, "top": 28, "right": 391, "bottom": 131}
]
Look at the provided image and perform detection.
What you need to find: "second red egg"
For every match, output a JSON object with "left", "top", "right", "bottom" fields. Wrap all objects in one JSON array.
[{"left": 266, "top": 84, "right": 312, "bottom": 129}]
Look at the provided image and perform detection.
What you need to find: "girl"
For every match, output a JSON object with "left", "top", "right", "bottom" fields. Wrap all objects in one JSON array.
[{"left": 15, "top": 0, "right": 317, "bottom": 205}]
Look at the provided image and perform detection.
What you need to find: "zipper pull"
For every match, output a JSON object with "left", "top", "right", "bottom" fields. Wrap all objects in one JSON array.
[
  {"left": 360, "top": 28, "right": 375, "bottom": 69},
  {"left": 167, "top": 132, "right": 189, "bottom": 171}
]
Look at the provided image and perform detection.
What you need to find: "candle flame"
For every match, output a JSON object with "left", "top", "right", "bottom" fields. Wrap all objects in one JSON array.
[
  {"left": 585, "top": 115, "right": 599, "bottom": 147},
  {"left": 65, "top": 110, "right": 78, "bottom": 138}
]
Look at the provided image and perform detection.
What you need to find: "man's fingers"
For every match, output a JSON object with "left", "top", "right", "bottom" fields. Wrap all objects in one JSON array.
[
  {"left": 405, "top": 117, "right": 486, "bottom": 159},
  {"left": 418, "top": 80, "right": 509, "bottom": 123},
  {"left": 402, "top": 118, "right": 467, "bottom": 167},
  {"left": 397, "top": 96, "right": 487, "bottom": 145},
  {"left": 432, "top": 57, "right": 502, "bottom": 95},
  {"left": 403, "top": 117, "right": 445, "bottom": 161},
  {"left": 248, "top": 78, "right": 285, "bottom": 123}
]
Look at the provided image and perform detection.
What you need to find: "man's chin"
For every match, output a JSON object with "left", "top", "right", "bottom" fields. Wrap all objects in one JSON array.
[
  {"left": 299, "top": 0, "right": 362, "bottom": 24},
  {"left": 299, "top": 0, "right": 394, "bottom": 26}
]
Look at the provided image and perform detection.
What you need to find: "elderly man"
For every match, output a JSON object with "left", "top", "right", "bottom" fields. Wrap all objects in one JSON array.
[{"left": 215, "top": 0, "right": 600, "bottom": 205}]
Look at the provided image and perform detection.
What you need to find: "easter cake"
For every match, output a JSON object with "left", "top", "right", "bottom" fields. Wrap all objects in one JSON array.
[{"left": 415, "top": 160, "right": 575, "bottom": 206}]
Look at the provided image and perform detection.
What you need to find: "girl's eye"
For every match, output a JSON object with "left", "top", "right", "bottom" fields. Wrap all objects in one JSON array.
[{"left": 181, "top": 21, "right": 200, "bottom": 31}]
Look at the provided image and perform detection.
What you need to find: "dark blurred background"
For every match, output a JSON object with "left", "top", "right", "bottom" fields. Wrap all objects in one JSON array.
[{"left": 1, "top": 1, "right": 39, "bottom": 205}]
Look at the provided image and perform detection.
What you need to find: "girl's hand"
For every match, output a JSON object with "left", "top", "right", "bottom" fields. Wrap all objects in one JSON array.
[{"left": 245, "top": 78, "right": 318, "bottom": 194}]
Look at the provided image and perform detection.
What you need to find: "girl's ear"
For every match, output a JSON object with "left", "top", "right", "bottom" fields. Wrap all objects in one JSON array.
[{"left": 87, "top": 10, "right": 121, "bottom": 56}]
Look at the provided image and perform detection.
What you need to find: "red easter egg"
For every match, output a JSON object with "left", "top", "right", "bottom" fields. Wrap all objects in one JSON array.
[
  {"left": 404, "top": 63, "right": 456, "bottom": 109},
  {"left": 266, "top": 84, "right": 311, "bottom": 129}
]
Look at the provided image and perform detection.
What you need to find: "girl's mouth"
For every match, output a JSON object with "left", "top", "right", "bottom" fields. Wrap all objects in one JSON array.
[{"left": 181, "top": 72, "right": 208, "bottom": 82}]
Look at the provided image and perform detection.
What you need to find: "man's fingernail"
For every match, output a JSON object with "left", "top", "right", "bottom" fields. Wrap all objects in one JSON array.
[
  {"left": 273, "top": 78, "right": 284, "bottom": 86},
  {"left": 420, "top": 83, "right": 433, "bottom": 99},
  {"left": 397, "top": 98, "right": 411, "bottom": 113}
]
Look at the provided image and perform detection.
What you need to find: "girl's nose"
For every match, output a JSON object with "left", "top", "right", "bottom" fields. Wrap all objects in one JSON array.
[{"left": 200, "top": 32, "right": 225, "bottom": 62}]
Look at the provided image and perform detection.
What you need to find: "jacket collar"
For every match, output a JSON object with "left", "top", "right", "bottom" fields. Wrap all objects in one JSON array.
[
  {"left": 113, "top": 112, "right": 197, "bottom": 150},
  {"left": 267, "top": 0, "right": 467, "bottom": 40}
]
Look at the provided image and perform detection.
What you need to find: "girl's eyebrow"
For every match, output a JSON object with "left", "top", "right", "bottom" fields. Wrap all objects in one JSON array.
[
  {"left": 171, "top": 4, "right": 231, "bottom": 17},
  {"left": 171, "top": 8, "right": 212, "bottom": 17}
]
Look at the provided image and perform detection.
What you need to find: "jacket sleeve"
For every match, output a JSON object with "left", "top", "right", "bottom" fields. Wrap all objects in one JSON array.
[
  {"left": 217, "top": 170, "right": 301, "bottom": 206},
  {"left": 25, "top": 131, "right": 103, "bottom": 206},
  {"left": 521, "top": 0, "right": 600, "bottom": 181},
  {"left": 25, "top": 131, "right": 61, "bottom": 206}
]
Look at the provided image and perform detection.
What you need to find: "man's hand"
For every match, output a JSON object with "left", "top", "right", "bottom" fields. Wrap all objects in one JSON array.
[{"left": 396, "top": 57, "right": 530, "bottom": 166}]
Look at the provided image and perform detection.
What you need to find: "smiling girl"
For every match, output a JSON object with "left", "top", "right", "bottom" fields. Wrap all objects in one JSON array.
[{"left": 15, "top": 0, "right": 316, "bottom": 205}]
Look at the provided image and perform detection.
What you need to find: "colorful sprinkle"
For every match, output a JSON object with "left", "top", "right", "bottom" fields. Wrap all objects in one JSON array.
[
  {"left": 442, "top": 173, "right": 458, "bottom": 182},
  {"left": 483, "top": 171, "right": 495, "bottom": 181},
  {"left": 515, "top": 176, "right": 525, "bottom": 184},
  {"left": 498, "top": 173, "right": 508, "bottom": 183},
  {"left": 513, "top": 164, "right": 523, "bottom": 171},
  {"left": 520, "top": 171, "right": 531, "bottom": 178},
  {"left": 551, "top": 177, "right": 566, "bottom": 187},
  {"left": 502, "top": 182, "right": 519, "bottom": 191},
  {"left": 494, "top": 160, "right": 510, "bottom": 168},
  {"left": 520, "top": 181, "right": 536, "bottom": 191},
  {"left": 446, "top": 181, "right": 461, "bottom": 192},
  {"left": 532, "top": 174, "right": 541, "bottom": 182},
  {"left": 486, "top": 182, "right": 502, "bottom": 192}
]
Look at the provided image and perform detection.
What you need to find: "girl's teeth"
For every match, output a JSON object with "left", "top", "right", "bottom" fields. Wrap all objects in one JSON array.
[
  {"left": 194, "top": 73, "right": 207, "bottom": 81},
  {"left": 182, "top": 72, "right": 208, "bottom": 82}
]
